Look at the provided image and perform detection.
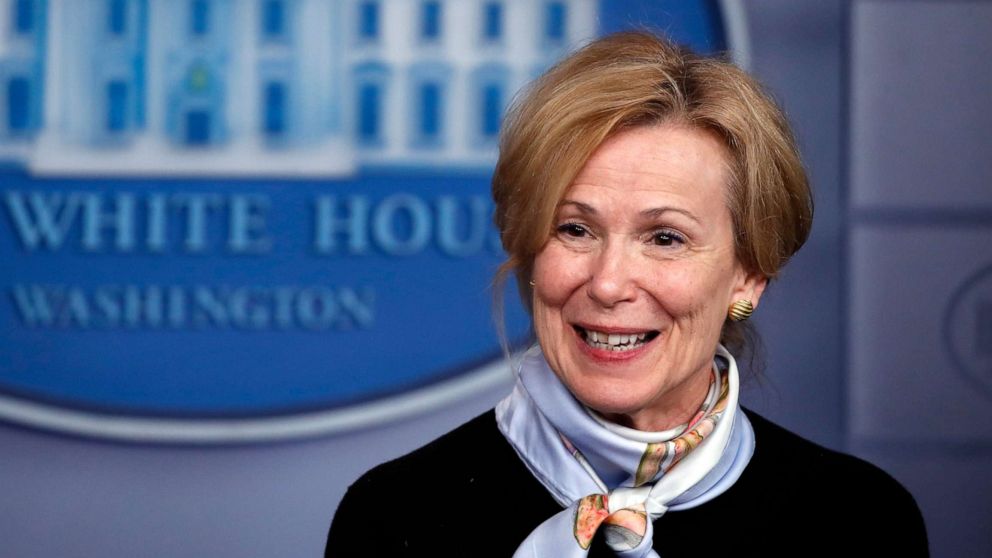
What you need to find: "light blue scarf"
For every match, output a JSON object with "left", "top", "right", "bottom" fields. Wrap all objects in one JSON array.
[{"left": 496, "top": 345, "right": 754, "bottom": 557}]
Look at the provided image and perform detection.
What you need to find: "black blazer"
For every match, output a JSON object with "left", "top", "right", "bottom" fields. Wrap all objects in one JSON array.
[{"left": 327, "top": 408, "right": 927, "bottom": 557}]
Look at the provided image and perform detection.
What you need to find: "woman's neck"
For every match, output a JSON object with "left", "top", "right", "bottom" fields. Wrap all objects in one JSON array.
[{"left": 601, "top": 363, "right": 715, "bottom": 433}]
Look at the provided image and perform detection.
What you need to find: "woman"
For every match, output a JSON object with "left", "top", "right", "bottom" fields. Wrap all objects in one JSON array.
[{"left": 326, "top": 32, "right": 927, "bottom": 556}]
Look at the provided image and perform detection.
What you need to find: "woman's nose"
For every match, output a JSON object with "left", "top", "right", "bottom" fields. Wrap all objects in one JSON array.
[{"left": 586, "top": 241, "right": 638, "bottom": 308}]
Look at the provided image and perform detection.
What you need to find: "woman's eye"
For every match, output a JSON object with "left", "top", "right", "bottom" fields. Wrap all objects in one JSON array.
[
  {"left": 557, "top": 223, "right": 589, "bottom": 238},
  {"left": 652, "top": 230, "right": 684, "bottom": 247}
]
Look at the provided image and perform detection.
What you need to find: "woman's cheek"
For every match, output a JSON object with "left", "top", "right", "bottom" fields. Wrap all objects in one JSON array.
[
  {"left": 534, "top": 247, "right": 587, "bottom": 306},
  {"left": 656, "top": 265, "right": 719, "bottom": 315}
]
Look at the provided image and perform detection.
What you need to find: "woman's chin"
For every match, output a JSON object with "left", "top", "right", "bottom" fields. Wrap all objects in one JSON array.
[
  {"left": 569, "top": 384, "right": 655, "bottom": 423},
  {"left": 566, "top": 373, "right": 705, "bottom": 431}
]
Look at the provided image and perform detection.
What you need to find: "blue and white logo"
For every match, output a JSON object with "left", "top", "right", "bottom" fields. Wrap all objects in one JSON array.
[{"left": 0, "top": 0, "right": 737, "bottom": 442}]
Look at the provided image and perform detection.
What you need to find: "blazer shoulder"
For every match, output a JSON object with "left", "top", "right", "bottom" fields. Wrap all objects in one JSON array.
[
  {"left": 744, "top": 408, "right": 901, "bottom": 491},
  {"left": 326, "top": 411, "right": 502, "bottom": 555},
  {"left": 741, "top": 408, "right": 929, "bottom": 554},
  {"left": 327, "top": 409, "right": 560, "bottom": 556},
  {"left": 354, "top": 409, "right": 502, "bottom": 489}
]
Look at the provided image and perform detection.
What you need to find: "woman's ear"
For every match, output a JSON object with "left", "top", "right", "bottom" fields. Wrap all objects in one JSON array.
[{"left": 733, "top": 267, "right": 768, "bottom": 310}]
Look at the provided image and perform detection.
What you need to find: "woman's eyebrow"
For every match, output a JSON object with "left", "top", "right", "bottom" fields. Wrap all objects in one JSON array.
[
  {"left": 558, "top": 200, "right": 597, "bottom": 214},
  {"left": 641, "top": 206, "right": 701, "bottom": 225}
]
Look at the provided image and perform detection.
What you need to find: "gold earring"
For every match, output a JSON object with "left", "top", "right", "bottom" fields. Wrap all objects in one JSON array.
[
  {"left": 529, "top": 280, "right": 536, "bottom": 286},
  {"left": 728, "top": 300, "right": 754, "bottom": 322}
]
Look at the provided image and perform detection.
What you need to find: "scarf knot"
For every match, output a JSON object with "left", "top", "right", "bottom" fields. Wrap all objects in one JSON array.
[{"left": 573, "top": 485, "right": 664, "bottom": 553}]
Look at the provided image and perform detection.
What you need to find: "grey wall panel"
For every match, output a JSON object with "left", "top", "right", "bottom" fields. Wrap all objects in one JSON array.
[
  {"left": 741, "top": 0, "right": 845, "bottom": 450},
  {"left": 849, "top": 226, "right": 992, "bottom": 442},
  {"left": 848, "top": 3, "right": 992, "bottom": 555},
  {"left": 850, "top": 1, "right": 992, "bottom": 210}
]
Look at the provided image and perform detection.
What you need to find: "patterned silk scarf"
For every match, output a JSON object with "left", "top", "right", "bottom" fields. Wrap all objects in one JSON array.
[{"left": 496, "top": 345, "right": 754, "bottom": 557}]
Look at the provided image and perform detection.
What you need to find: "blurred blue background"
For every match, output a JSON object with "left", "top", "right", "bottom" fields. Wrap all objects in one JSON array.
[{"left": 1, "top": 1, "right": 989, "bottom": 556}]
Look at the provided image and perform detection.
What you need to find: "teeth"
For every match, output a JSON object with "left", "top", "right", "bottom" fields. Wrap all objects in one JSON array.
[{"left": 583, "top": 328, "right": 652, "bottom": 351}]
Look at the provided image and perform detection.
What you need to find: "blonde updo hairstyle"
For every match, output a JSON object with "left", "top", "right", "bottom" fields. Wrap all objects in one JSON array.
[{"left": 492, "top": 31, "right": 813, "bottom": 354}]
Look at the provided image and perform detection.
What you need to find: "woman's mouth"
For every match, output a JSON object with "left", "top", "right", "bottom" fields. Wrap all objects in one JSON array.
[{"left": 573, "top": 326, "right": 660, "bottom": 352}]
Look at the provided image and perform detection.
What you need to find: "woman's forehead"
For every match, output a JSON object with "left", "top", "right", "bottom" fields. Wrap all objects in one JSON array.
[{"left": 558, "top": 125, "right": 731, "bottom": 213}]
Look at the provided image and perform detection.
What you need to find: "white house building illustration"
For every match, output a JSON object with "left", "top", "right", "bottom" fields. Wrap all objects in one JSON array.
[{"left": 0, "top": 0, "right": 596, "bottom": 176}]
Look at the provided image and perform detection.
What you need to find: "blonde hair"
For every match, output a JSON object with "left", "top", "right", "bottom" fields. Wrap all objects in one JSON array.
[{"left": 491, "top": 31, "right": 813, "bottom": 352}]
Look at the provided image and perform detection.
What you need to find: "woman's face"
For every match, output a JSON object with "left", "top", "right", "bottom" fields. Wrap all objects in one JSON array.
[{"left": 531, "top": 124, "right": 765, "bottom": 431}]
